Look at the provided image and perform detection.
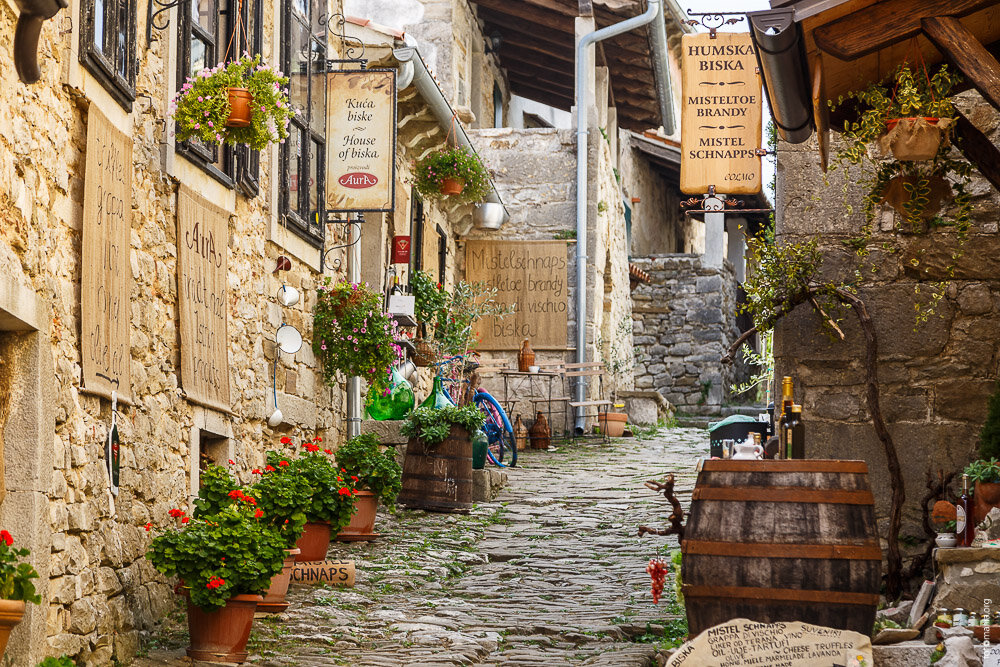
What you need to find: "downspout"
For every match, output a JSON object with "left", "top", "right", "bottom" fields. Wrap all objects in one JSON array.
[
  {"left": 393, "top": 45, "right": 510, "bottom": 220},
  {"left": 574, "top": 0, "right": 662, "bottom": 431},
  {"left": 647, "top": 0, "right": 676, "bottom": 135}
]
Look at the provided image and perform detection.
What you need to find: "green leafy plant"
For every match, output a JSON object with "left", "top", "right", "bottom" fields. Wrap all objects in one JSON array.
[
  {"left": 412, "top": 146, "right": 492, "bottom": 203},
  {"left": 37, "top": 657, "right": 76, "bottom": 667},
  {"left": 979, "top": 382, "right": 1000, "bottom": 461},
  {"left": 552, "top": 229, "right": 576, "bottom": 240},
  {"left": 249, "top": 448, "right": 316, "bottom": 549},
  {"left": 335, "top": 434, "right": 402, "bottom": 507},
  {"left": 265, "top": 444, "right": 358, "bottom": 533},
  {"left": 0, "top": 530, "right": 39, "bottom": 603},
  {"left": 313, "top": 280, "right": 404, "bottom": 393},
  {"left": 192, "top": 463, "right": 241, "bottom": 518},
  {"left": 964, "top": 458, "right": 1000, "bottom": 485},
  {"left": 146, "top": 502, "right": 287, "bottom": 611},
  {"left": 171, "top": 54, "right": 293, "bottom": 150},
  {"left": 412, "top": 270, "right": 449, "bottom": 337},
  {"left": 401, "top": 405, "right": 486, "bottom": 447}
]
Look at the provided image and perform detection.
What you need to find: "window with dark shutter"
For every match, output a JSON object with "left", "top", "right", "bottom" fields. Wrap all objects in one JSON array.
[{"left": 80, "top": 0, "right": 138, "bottom": 109}]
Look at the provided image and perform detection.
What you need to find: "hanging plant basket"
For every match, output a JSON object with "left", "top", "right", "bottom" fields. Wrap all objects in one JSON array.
[
  {"left": 440, "top": 177, "right": 465, "bottom": 195},
  {"left": 879, "top": 117, "right": 954, "bottom": 161},
  {"left": 879, "top": 171, "right": 952, "bottom": 222},
  {"left": 225, "top": 87, "right": 254, "bottom": 128},
  {"left": 172, "top": 54, "right": 293, "bottom": 151}
]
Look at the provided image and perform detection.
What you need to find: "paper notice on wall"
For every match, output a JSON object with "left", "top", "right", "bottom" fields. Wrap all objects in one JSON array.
[
  {"left": 464, "top": 240, "right": 569, "bottom": 350},
  {"left": 177, "top": 187, "right": 231, "bottom": 412},
  {"left": 666, "top": 619, "right": 873, "bottom": 667},
  {"left": 81, "top": 106, "right": 133, "bottom": 402}
]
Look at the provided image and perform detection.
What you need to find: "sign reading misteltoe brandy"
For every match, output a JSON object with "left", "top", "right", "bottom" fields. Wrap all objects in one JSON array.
[
  {"left": 680, "top": 32, "right": 763, "bottom": 195},
  {"left": 327, "top": 69, "right": 397, "bottom": 212}
]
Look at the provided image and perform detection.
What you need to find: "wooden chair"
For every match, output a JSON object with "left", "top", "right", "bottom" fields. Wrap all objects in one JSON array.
[{"left": 565, "top": 362, "right": 611, "bottom": 441}]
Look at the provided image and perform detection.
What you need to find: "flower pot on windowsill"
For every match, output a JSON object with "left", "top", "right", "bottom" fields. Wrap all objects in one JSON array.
[
  {"left": 186, "top": 593, "right": 261, "bottom": 663},
  {"left": 336, "top": 489, "right": 379, "bottom": 541},
  {"left": 226, "top": 87, "right": 253, "bottom": 128},
  {"left": 258, "top": 548, "right": 301, "bottom": 613},
  {"left": 597, "top": 412, "right": 628, "bottom": 438},
  {"left": 294, "top": 522, "right": 332, "bottom": 562},
  {"left": 0, "top": 600, "right": 24, "bottom": 657},
  {"left": 440, "top": 177, "right": 465, "bottom": 196}
]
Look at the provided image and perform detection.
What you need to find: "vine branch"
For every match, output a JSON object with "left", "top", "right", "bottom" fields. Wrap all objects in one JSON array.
[{"left": 638, "top": 474, "right": 685, "bottom": 540}]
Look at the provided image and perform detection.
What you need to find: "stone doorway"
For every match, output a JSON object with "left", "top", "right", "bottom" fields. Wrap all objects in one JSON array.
[{"left": 0, "top": 276, "right": 55, "bottom": 665}]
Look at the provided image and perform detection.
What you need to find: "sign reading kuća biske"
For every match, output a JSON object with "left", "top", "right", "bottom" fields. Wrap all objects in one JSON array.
[
  {"left": 667, "top": 619, "right": 873, "bottom": 667},
  {"left": 680, "top": 32, "right": 763, "bottom": 195}
]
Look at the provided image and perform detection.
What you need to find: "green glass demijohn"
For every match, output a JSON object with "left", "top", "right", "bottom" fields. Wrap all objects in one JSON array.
[
  {"left": 365, "top": 366, "right": 415, "bottom": 421},
  {"left": 419, "top": 375, "right": 456, "bottom": 410},
  {"left": 471, "top": 428, "right": 487, "bottom": 470}
]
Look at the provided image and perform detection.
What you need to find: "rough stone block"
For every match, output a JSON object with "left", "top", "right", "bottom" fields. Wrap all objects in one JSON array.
[
  {"left": 360, "top": 419, "right": 408, "bottom": 445},
  {"left": 472, "top": 469, "right": 508, "bottom": 502}
]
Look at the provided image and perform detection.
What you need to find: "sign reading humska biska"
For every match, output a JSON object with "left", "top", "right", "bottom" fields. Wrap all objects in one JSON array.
[
  {"left": 326, "top": 69, "right": 397, "bottom": 213},
  {"left": 680, "top": 32, "right": 763, "bottom": 195}
]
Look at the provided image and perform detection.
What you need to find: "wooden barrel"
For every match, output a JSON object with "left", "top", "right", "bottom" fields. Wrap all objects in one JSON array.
[
  {"left": 682, "top": 460, "right": 881, "bottom": 637},
  {"left": 397, "top": 424, "right": 473, "bottom": 513}
]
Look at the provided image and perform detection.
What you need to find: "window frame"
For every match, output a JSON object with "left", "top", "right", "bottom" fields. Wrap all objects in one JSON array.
[
  {"left": 79, "top": 0, "right": 138, "bottom": 109},
  {"left": 279, "top": 0, "right": 327, "bottom": 248}
]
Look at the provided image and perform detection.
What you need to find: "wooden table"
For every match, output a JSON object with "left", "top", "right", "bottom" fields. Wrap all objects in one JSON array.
[{"left": 500, "top": 370, "right": 565, "bottom": 431}]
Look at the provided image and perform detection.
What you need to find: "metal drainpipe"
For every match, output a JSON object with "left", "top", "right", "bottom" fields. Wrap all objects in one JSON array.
[
  {"left": 346, "top": 213, "right": 362, "bottom": 438},
  {"left": 574, "top": 0, "right": 662, "bottom": 432}
]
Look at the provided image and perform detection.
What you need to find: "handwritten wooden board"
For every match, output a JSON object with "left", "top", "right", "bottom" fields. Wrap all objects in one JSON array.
[
  {"left": 290, "top": 560, "right": 355, "bottom": 587},
  {"left": 177, "top": 187, "right": 231, "bottom": 412},
  {"left": 680, "top": 32, "right": 763, "bottom": 195},
  {"left": 667, "top": 619, "right": 872, "bottom": 667},
  {"left": 81, "top": 106, "right": 132, "bottom": 401},
  {"left": 464, "top": 241, "right": 569, "bottom": 350},
  {"left": 326, "top": 69, "right": 397, "bottom": 212}
]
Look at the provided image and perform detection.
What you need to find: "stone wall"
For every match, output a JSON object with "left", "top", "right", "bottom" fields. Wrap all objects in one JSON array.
[
  {"left": 773, "top": 90, "right": 1000, "bottom": 565},
  {"left": 0, "top": 0, "right": 352, "bottom": 663},
  {"left": 629, "top": 255, "right": 741, "bottom": 413},
  {"left": 617, "top": 134, "right": 685, "bottom": 256}
]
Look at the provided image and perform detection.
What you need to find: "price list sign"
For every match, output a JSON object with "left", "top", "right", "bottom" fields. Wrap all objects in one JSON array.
[
  {"left": 81, "top": 107, "right": 132, "bottom": 401},
  {"left": 680, "top": 31, "right": 763, "bottom": 195}
]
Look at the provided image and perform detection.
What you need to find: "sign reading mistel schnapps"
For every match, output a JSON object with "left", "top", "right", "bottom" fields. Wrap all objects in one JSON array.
[{"left": 680, "top": 32, "right": 763, "bottom": 195}]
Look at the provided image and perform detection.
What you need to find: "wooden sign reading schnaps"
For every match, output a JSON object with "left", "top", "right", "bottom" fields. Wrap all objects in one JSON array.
[{"left": 290, "top": 560, "right": 355, "bottom": 587}]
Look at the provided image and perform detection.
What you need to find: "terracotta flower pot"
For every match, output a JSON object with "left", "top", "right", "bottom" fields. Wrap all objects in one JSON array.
[
  {"left": 598, "top": 412, "right": 628, "bottom": 438},
  {"left": 294, "top": 522, "right": 332, "bottom": 562},
  {"left": 226, "top": 87, "right": 253, "bottom": 128},
  {"left": 0, "top": 600, "right": 25, "bottom": 656},
  {"left": 336, "top": 489, "right": 379, "bottom": 541},
  {"left": 257, "top": 548, "right": 301, "bottom": 613},
  {"left": 975, "top": 481, "right": 1000, "bottom": 524},
  {"left": 440, "top": 177, "right": 465, "bottom": 195},
  {"left": 186, "top": 594, "right": 261, "bottom": 663}
]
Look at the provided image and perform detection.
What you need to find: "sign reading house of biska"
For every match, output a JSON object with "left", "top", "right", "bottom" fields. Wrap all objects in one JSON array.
[
  {"left": 666, "top": 619, "right": 873, "bottom": 667},
  {"left": 464, "top": 240, "right": 569, "bottom": 350},
  {"left": 680, "top": 32, "right": 763, "bottom": 195},
  {"left": 81, "top": 106, "right": 132, "bottom": 402},
  {"left": 326, "top": 69, "right": 397, "bottom": 213},
  {"left": 177, "top": 187, "right": 231, "bottom": 413}
]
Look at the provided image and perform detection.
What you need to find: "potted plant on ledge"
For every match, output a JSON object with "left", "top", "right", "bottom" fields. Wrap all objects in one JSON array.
[
  {"left": 413, "top": 146, "right": 492, "bottom": 203},
  {"left": 0, "top": 530, "right": 40, "bottom": 658},
  {"left": 334, "top": 433, "right": 403, "bottom": 541},
  {"left": 171, "top": 54, "right": 294, "bottom": 151},
  {"left": 146, "top": 502, "right": 287, "bottom": 663}
]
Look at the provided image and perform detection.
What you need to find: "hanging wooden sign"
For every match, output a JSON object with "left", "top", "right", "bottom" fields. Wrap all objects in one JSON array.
[
  {"left": 464, "top": 240, "right": 569, "bottom": 350},
  {"left": 680, "top": 32, "right": 763, "bottom": 195},
  {"left": 81, "top": 106, "right": 132, "bottom": 402},
  {"left": 326, "top": 69, "right": 397, "bottom": 213},
  {"left": 177, "top": 187, "right": 231, "bottom": 412}
]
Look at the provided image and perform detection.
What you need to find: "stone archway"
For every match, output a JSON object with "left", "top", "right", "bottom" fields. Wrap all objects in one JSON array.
[{"left": 0, "top": 273, "right": 55, "bottom": 665}]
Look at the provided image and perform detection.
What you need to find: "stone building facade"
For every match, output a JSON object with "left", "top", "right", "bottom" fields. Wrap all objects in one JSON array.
[{"left": 773, "top": 90, "right": 1000, "bottom": 564}]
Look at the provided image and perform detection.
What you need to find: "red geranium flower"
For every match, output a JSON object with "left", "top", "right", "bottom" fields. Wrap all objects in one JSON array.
[
  {"left": 144, "top": 523, "right": 152, "bottom": 532},
  {"left": 351, "top": 476, "right": 359, "bottom": 482},
  {"left": 338, "top": 487, "right": 351, "bottom": 496},
  {"left": 280, "top": 436, "right": 292, "bottom": 445},
  {"left": 252, "top": 468, "right": 262, "bottom": 475},
  {"left": 314, "top": 437, "right": 323, "bottom": 442},
  {"left": 206, "top": 576, "right": 225, "bottom": 590},
  {"left": 323, "top": 449, "right": 332, "bottom": 455},
  {"left": 181, "top": 517, "right": 190, "bottom": 524},
  {"left": 228, "top": 489, "right": 243, "bottom": 499},
  {"left": 265, "top": 465, "right": 276, "bottom": 472},
  {"left": 228, "top": 459, "right": 235, "bottom": 465},
  {"left": 254, "top": 509, "right": 264, "bottom": 519},
  {"left": 279, "top": 461, "right": 289, "bottom": 467},
  {"left": 168, "top": 509, "right": 185, "bottom": 518}
]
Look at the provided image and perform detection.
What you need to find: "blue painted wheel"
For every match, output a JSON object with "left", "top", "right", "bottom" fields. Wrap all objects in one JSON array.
[{"left": 474, "top": 389, "right": 517, "bottom": 467}]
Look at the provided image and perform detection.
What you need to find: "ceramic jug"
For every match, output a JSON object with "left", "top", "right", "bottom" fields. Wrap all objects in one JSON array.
[{"left": 731, "top": 440, "right": 764, "bottom": 460}]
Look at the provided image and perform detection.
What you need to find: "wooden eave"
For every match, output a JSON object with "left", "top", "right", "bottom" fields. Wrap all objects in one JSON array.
[{"left": 474, "top": 0, "right": 684, "bottom": 131}]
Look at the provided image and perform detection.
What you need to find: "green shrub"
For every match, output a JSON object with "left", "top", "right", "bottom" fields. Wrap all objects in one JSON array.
[
  {"left": 401, "top": 405, "right": 486, "bottom": 447},
  {"left": 335, "top": 434, "right": 402, "bottom": 507},
  {"left": 412, "top": 146, "right": 492, "bottom": 203}
]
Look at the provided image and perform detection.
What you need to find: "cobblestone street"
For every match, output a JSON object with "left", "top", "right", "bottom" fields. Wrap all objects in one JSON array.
[{"left": 137, "top": 427, "right": 705, "bottom": 666}]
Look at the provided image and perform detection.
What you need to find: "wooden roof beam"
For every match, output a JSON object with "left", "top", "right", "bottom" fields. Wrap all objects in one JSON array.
[
  {"left": 922, "top": 16, "right": 1000, "bottom": 113},
  {"left": 953, "top": 111, "right": 1000, "bottom": 194},
  {"left": 477, "top": 8, "right": 576, "bottom": 42},
  {"left": 472, "top": 0, "right": 576, "bottom": 31},
  {"left": 812, "top": 0, "right": 994, "bottom": 61},
  {"left": 508, "top": 81, "right": 575, "bottom": 110},
  {"left": 509, "top": 72, "right": 575, "bottom": 96},
  {"left": 500, "top": 37, "right": 574, "bottom": 65}
]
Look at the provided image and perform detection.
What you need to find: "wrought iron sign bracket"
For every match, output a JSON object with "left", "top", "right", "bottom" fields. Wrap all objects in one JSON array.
[
  {"left": 321, "top": 212, "right": 365, "bottom": 273},
  {"left": 146, "top": 0, "right": 189, "bottom": 47},
  {"left": 684, "top": 10, "right": 745, "bottom": 39},
  {"left": 325, "top": 12, "right": 367, "bottom": 68}
]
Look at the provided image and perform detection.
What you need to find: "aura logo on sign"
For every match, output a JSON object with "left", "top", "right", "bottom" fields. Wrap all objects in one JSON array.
[{"left": 338, "top": 172, "right": 378, "bottom": 189}]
